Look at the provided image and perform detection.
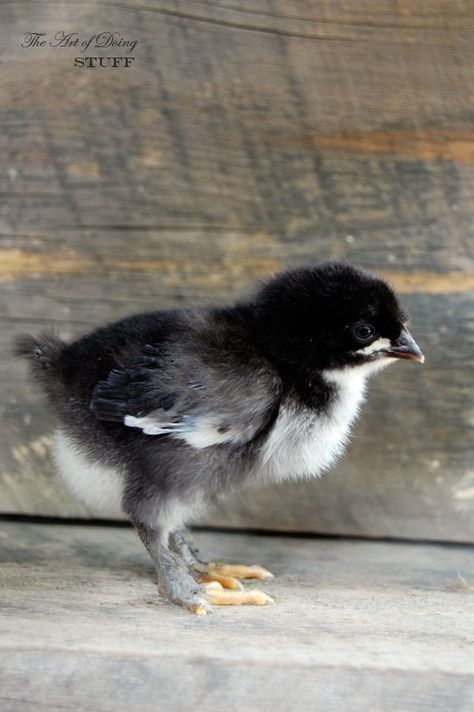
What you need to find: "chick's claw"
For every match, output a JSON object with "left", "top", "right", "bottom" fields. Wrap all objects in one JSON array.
[{"left": 188, "top": 599, "right": 213, "bottom": 616}]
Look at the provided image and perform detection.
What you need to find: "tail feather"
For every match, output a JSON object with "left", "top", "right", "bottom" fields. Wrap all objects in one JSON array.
[{"left": 15, "top": 332, "right": 66, "bottom": 395}]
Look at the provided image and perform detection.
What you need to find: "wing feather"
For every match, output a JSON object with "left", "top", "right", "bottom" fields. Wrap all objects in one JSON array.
[{"left": 90, "top": 342, "right": 281, "bottom": 449}]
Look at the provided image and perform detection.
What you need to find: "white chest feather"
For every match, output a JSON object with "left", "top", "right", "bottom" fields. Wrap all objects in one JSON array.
[
  {"left": 259, "top": 369, "right": 368, "bottom": 482},
  {"left": 53, "top": 429, "right": 125, "bottom": 517}
]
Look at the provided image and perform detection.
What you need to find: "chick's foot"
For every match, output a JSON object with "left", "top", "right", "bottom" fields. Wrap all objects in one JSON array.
[
  {"left": 169, "top": 529, "right": 274, "bottom": 589},
  {"left": 192, "top": 561, "right": 273, "bottom": 591}
]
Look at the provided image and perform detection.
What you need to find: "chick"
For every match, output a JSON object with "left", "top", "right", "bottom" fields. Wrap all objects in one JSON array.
[{"left": 16, "top": 262, "right": 424, "bottom": 614}]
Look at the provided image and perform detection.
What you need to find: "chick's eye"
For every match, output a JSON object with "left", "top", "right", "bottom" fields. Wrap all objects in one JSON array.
[{"left": 353, "top": 323, "right": 375, "bottom": 342}]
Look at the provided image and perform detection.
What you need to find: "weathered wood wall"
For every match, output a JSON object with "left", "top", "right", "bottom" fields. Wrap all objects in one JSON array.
[{"left": 1, "top": 1, "right": 473, "bottom": 542}]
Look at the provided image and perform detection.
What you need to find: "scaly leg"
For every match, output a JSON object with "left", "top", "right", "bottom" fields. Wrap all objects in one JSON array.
[{"left": 134, "top": 521, "right": 211, "bottom": 616}]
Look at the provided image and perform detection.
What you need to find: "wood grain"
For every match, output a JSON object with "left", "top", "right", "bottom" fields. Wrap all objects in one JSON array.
[
  {"left": 2, "top": 247, "right": 474, "bottom": 293},
  {"left": 1, "top": 522, "right": 473, "bottom": 711},
  {"left": 0, "top": 1, "right": 473, "bottom": 540}
]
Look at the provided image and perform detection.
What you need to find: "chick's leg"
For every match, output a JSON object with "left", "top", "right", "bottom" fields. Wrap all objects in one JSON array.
[
  {"left": 169, "top": 528, "right": 274, "bottom": 603},
  {"left": 133, "top": 522, "right": 211, "bottom": 616}
]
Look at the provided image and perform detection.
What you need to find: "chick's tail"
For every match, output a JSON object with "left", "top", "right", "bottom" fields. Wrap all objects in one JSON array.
[{"left": 15, "top": 332, "right": 67, "bottom": 399}]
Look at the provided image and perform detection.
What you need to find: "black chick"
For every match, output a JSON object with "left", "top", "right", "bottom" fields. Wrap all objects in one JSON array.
[{"left": 16, "top": 262, "right": 424, "bottom": 614}]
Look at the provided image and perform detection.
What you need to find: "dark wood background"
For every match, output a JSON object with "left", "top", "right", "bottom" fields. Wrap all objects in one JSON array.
[{"left": 1, "top": 1, "right": 473, "bottom": 542}]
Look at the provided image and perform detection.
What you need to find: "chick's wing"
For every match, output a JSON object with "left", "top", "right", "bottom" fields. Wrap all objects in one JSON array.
[{"left": 90, "top": 343, "right": 281, "bottom": 449}]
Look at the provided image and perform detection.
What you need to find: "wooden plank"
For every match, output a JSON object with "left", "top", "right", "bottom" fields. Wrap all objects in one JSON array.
[
  {"left": 0, "top": 521, "right": 473, "bottom": 712},
  {"left": 0, "top": 523, "right": 474, "bottom": 712},
  {"left": 0, "top": 1, "right": 473, "bottom": 540}
]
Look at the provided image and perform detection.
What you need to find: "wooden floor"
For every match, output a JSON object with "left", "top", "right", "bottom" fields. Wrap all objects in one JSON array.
[{"left": 0, "top": 521, "right": 473, "bottom": 711}]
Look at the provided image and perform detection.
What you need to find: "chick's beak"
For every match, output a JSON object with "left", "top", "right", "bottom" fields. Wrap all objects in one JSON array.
[{"left": 384, "top": 327, "right": 425, "bottom": 363}]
